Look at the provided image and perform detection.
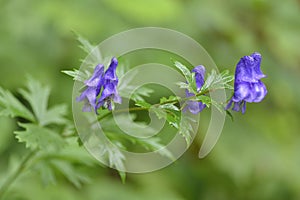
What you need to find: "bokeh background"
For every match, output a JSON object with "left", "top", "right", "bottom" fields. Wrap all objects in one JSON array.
[{"left": 0, "top": 0, "right": 300, "bottom": 199}]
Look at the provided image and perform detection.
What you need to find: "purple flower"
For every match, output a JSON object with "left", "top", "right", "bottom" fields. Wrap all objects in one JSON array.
[
  {"left": 185, "top": 65, "right": 206, "bottom": 114},
  {"left": 97, "top": 57, "right": 122, "bottom": 111},
  {"left": 97, "top": 82, "right": 122, "bottom": 110},
  {"left": 234, "top": 52, "right": 266, "bottom": 83},
  {"left": 192, "top": 65, "right": 205, "bottom": 92},
  {"left": 77, "top": 57, "right": 122, "bottom": 113},
  {"left": 104, "top": 57, "right": 118, "bottom": 82},
  {"left": 76, "top": 64, "right": 104, "bottom": 112},
  {"left": 226, "top": 52, "right": 267, "bottom": 114}
]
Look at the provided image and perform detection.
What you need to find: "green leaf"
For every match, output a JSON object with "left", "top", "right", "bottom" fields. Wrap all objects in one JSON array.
[
  {"left": 173, "top": 60, "right": 198, "bottom": 93},
  {"left": 176, "top": 81, "right": 189, "bottom": 89},
  {"left": 195, "top": 95, "right": 211, "bottom": 107},
  {"left": 138, "top": 138, "right": 174, "bottom": 160},
  {"left": 14, "top": 123, "right": 65, "bottom": 151},
  {"left": 160, "top": 95, "right": 179, "bottom": 104},
  {"left": 159, "top": 104, "right": 180, "bottom": 111},
  {"left": 226, "top": 110, "right": 234, "bottom": 121},
  {"left": 34, "top": 153, "right": 92, "bottom": 188},
  {"left": 76, "top": 33, "right": 96, "bottom": 54},
  {"left": 0, "top": 87, "right": 35, "bottom": 121},
  {"left": 119, "top": 171, "right": 126, "bottom": 184},
  {"left": 19, "top": 79, "right": 50, "bottom": 123},
  {"left": 61, "top": 69, "right": 90, "bottom": 82},
  {"left": 130, "top": 86, "right": 154, "bottom": 102},
  {"left": 118, "top": 65, "right": 154, "bottom": 102},
  {"left": 211, "top": 100, "right": 226, "bottom": 114},
  {"left": 178, "top": 116, "right": 194, "bottom": 146},
  {"left": 135, "top": 101, "right": 152, "bottom": 109},
  {"left": 44, "top": 137, "right": 96, "bottom": 166},
  {"left": 61, "top": 121, "right": 76, "bottom": 137},
  {"left": 101, "top": 114, "right": 156, "bottom": 143},
  {"left": 150, "top": 106, "right": 167, "bottom": 119},
  {"left": 173, "top": 61, "right": 192, "bottom": 83},
  {"left": 90, "top": 137, "right": 126, "bottom": 182},
  {"left": 201, "top": 69, "right": 234, "bottom": 92},
  {"left": 39, "top": 104, "right": 68, "bottom": 126},
  {"left": 119, "top": 75, "right": 154, "bottom": 101},
  {"left": 165, "top": 112, "right": 180, "bottom": 129},
  {"left": 104, "top": 143, "right": 126, "bottom": 181},
  {"left": 63, "top": 34, "right": 103, "bottom": 82},
  {"left": 213, "top": 70, "right": 234, "bottom": 90},
  {"left": 189, "top": 72, "right": 198, "bottom": 92},
  {"left": 51, "top": 159, "right": 91, "bottom": 188},
  {"left": 19, "top": 78, "right": 67, "bottom": 126},
  {"left": 152, "top": 103, "right": 180, "bottom": 129},
  {"left": 176, "top": 77, "right": 197, "bottom": 95},
  {"left": 33, "top": 137, "right": 95, "bottom": 187},
  {"left": 76, "top": 33, "right": 103, "bottom": 68},
  {"left": 34, "top": 160, "right": 56, "bottom": 186},
  {"left": 201, "top": 69, "right": 217, "bottom": 92},
  {"left": 100, "top": 112, "right": 175, "bottom": 161}
]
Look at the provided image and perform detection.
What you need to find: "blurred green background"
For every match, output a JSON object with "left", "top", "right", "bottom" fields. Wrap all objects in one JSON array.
[{"left": 0, "top": 0, "right": 300, "bottom": 199}]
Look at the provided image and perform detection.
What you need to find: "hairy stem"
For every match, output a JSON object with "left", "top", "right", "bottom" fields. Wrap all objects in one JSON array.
[{"left": 0, "top": 150, "right": 36, "bottom": 199}]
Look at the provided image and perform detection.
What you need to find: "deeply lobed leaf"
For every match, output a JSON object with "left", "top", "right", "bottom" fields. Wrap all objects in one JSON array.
[
  {"left": 19, "top": 78, "right": 68, "bottom": 126},
  {"left": 14, "top": 123, "right": 65, "bottom": 151},
  {"left": 0, "top": 87, "right": 35, "bottom": 121}
]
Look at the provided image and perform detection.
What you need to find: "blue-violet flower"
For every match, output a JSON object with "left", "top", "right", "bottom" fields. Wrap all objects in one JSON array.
[
  {"left": 185, "top": 65, "right": 206, "bottom": 114},
  {"left": 97, "top": 57, "right": 122, "bottom": 111},
  {"left": 76, "top": 64, "right": 104, "bottom": 112},
  {"left": 226, "top": 52, "right": 267, "bottom": 114},
  {"left": 77, "top": 57, "right": 121, "bottom": 113}
]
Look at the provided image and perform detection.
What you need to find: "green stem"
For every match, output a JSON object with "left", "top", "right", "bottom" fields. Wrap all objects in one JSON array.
[
  {"left": 97, "top": 106, "right": 147, "bottom": 121},
  {"left": 0, "top": 150, "right": 36, "bottom": 199},
  {"left": 96, "top": 89, "right": 218, "bottom": 122}
]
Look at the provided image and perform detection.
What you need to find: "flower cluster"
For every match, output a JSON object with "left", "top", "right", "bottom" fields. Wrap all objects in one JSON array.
[
  {"left": 77, "top": 57, "right": 121, "bottom": 113},
  {"left": 226, "top": 52, "right": 267, "bottom": 114},
  {"left": 76, "top": 53, "right": 267, "bottom": 116},
  {"left": 185, "top": 65, "right": 206, "bottom": 114}
]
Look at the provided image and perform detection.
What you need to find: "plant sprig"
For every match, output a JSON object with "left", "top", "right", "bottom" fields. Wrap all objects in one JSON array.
[{"left": 0, "top": 78, "right": 95, "bottom": 199}]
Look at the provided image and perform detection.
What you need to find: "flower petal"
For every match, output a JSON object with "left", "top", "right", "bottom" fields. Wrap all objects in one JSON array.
[
  {"left": 246, "top": 80, "right": 268, "bottom": 103},
  {"left": 84, "top": 64, "right": 104, "bottom": 87},
  {"left": 76, "top": 87, "right": 98, "bottom": 110},
  {"left": 235, "top": 52, "right": 266, "bottom": 83},
  {"left": 186, "top": 101, "right": 206, "bottom": 114},
  {"left": 232, "top": 102, "right": 241, "bottom": 112},
  {"left": 99, "top": 82, "right": 116, "bottom": 102},
  {"left": 232, "top": 82, "right": 251, "bottom": 102},
  {"left": 241, "top": 101, "right": 246, "bottom": 114},
  {"left": 192, "top": 65, "right": 205, "bottom": 91},
  {"left": 104, "top": 57, "right": 118, "bottom": 81},
  {"left": 225, "top": 100, "right": 233, "bottom": 110}
]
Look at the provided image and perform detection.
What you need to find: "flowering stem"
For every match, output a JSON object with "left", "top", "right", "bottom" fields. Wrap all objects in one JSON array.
[
  {"left": 0, "top": 150, "right": 36, "bottom": 199},
  {"left": 97, "top": 107, "right": 147, "bottom": 121},
  {"left": 156, "top": 89, "right": 209, "bottom": 106},
  {"left": 97, "top": 88, "right": 225, "bottom": 122}
]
